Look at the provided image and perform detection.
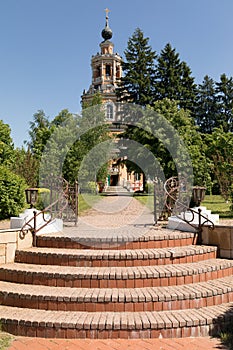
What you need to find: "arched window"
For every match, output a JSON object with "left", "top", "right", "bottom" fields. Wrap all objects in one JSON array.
[
  {"left": 106, "top": 103, "right": 114, "bottom": 120},
  {"left": 106, "top": 64, "right": 111, "bottom": 77}
]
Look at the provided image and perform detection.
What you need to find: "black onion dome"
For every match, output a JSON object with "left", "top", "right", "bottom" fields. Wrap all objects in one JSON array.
[{"left": 101, "top": 21, "right": 113, "bottom": 41}]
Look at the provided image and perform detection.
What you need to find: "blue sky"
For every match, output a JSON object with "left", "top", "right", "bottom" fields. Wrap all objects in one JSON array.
[{"left": 0, "top": 0, "right": 233, "bottom": 147}]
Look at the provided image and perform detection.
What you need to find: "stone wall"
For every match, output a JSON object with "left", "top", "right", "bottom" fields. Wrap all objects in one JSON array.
[
  {"left": 0, "top": 229, "right": 32, "bottom": 264},
  {"left": 202, "top": 225, "right": 233, "bottom": 258}
]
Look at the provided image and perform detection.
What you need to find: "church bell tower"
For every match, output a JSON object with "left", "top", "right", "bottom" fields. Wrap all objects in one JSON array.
[{"left": 81, "top": 9, "right": 123, "bottom": 121}]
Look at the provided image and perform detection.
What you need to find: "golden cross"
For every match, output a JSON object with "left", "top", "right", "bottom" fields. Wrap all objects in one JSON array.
[{"left": 105, "top": 8, "right": 110, "bottom": 18}]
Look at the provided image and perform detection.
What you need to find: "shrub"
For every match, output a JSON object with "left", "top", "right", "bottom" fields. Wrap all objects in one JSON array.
[
  {"left": 0, "top": 166, "right": 26, "bottom": 219},
  {"left": 35, "top": 188, "right": 50, "bottom": 210},
  {"left": 80, "top": 181, "right": 97, "bottom": 194},
  {"left": 145, "top": 182, "right": 154, "bottom": 194}
]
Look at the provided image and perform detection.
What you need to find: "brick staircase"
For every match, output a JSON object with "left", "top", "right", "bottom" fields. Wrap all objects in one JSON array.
[{"left": 0, "top": 228, "right": 233, "bottom": 339}]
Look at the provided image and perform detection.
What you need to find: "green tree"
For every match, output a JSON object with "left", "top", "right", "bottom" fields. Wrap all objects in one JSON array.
[
  {"left": 0, "top": 121, "right": 27, "bottom": 219},
  {"left": 215, "top": 73, "right": 233, "bottom": 132},
  {"left": 205, "top": 128, "right": 233, "bottom": 201},
  {"left": 195, "top": 75, "right": 219, "bottom": 133},
  {"left": 0, "top": 120, "right": 14, "bottom": 166},
  {"left": 51, "top": 109, "right": 74, "bottom": 128},
  {"left": 82, "top": 92, "right": 103, "bottom": 109},
  {"left": 117, "top": 28, "right": 157, "bottom": 106},
  {"left": 122, "top": 99, "right": 210, "bottom": 186},
  {"left": 39, "top": 113, "right": 80, "bottom": 184},
  {"left": 28, "top": 110, "right": 52, "bottom": 159},
  {"left": 27, "top": 109, "right": 76, "bottom": 185},
  {"left": 13, "top": 147, "right": 39, "bottom": 187},
  {"left": 39, "top": 102, "right": 110, "bottom": 186},
  {"left": 0, "top": 165, "right": 26, "bottom": 219},
  {"left": 153, "top": 99, "right": 209, "bottom": 185},
  {"left": 155, "top": 43, "right": 196, "bottom": 112},
  {"left": 63, "top": 102, "right": 110, "bottom": 184}
]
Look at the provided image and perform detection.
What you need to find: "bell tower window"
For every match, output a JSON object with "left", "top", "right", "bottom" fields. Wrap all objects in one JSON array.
[
  {"left": 106, "top": 103, "right": 114, "bottom": 120},
  {"left": 106, "top": 64, "right": 111, "bottom": 77}
]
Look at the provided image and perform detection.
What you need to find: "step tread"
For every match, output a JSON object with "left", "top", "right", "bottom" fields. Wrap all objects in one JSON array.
[
  {"left": 37, "top": 228, "right": 195, "bottom": 243},
  {"left": 16, "top": 245, "right": 217, "bottom": 260},
  {"left": 0, "top": 276, "right": 233, "bottom": 302},
  {"left": 0, "top": 259, "right": 232, "bottom": 279},
  {"left": 0, "top": 302, "right": 232, "bottom": 329}
]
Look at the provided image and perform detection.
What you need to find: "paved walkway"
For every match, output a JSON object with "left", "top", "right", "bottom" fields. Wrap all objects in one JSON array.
[
  {"left": 8, "top": 336, "right": 226, "bottom": 350},
  {"left": 62, "top": 194, "right": 155, "bottom": 248},
  {"left": 75, "top": 193, "right": 154, "bottom": 229}
]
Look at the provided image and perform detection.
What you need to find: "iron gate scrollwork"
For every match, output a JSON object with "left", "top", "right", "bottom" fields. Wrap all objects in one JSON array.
[
  {"left": 164, "top": 176, "right": 214, "bottom": 244},
  {"left": 20, "top": 176, "right": 78, "bottom": 246}
]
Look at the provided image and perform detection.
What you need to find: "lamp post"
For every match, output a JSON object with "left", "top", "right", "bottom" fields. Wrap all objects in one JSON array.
[
  {"left": 192, "top": 186, "right": 206, "bottom": 245},
  {"left": 153, "top": 177, "right": 158, "bottom": 225},
  {"left": 25, "top": 188, "right": 39, "bottom": 247},
  {"left": 192, "top": 186, "right": 206, "bottom": 207},
  {"left": 25, "top": 188, "right": 39, "bottom": 208}
]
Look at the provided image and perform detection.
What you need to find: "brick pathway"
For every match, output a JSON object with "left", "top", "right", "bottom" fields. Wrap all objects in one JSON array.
[
  {"left": 74, "top": 194, "right": 154, "bottom": 229},
  {"left": 8, "top": 336, "right": 226, "bottom": 350}
]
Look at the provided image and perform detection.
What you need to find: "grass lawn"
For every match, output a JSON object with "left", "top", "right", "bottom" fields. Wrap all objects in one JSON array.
[
  {"left": 0, "top": 331, "right": 14, "bottom": 350},
  {"left": 135, "top": 194, "right": 233, "bottom": 219},
  {"left": 202, "top": 195, "right": 233, "bottom": 219},
  {"left": 133, "top": 194, "right": 154, "bottom": 211},
  {"left": 78, "top": 193, "right": 103, "bottom": 214}
]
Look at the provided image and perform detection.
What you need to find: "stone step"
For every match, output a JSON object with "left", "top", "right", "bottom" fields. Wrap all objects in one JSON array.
[
  {"left": 0, "top": 259, "right": 232, "bottom": 288},
  {"left": 36, "top": 229, "right": 196, "bottom": 250},
  {"left": 1, "top": 276, "right": 233, "bottom": 312},
  {"left": 104, "top": 186, "right": 130, "bottom": 195},
  {"left": 0, "top": 302, "right": 232, "bottom": 338},
  {"left": 15, "top": 245, "right": 217, "bottom": 267}
]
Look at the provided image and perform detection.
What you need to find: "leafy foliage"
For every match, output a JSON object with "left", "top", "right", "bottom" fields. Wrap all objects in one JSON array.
[
  {"left": 12, "top": 147, "right": 39, "bottom": 187},
  {"left": 28, "top": 110, "right": 52, "bottom": 159},
  {"left": 204, "top": 128, "right": 233, "bottom": 201},
  {"left": 0, "top": 121, "right": 27, "bottom": 219},
  {"left": 65, "top": 109, "right": 110, "bottom": 184},
  {"left": 121, "top": 99, "right": 209, "bottom": 186},
  {"left": 0, "top": 165, "right": 26, "bottom": 219},
  {"left": 38, "top": 101, "right": 111, "bottom": 188},
  {"left": 153, "top": 99, "right": 210, "bottom": 186},
  {"left": 1, "top": 28, "right": 233, "bottom": 213},
  {"left": 116, "top": 28, "right": 233, "bottom": 198},
  {"left": 0, "top": 120, "right": 14, "bottom": 166}
]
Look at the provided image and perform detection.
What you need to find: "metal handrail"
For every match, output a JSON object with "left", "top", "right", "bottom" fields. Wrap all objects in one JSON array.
[
  {"left": 19, "top": 177, "right": 78, "bottom": 246},
  {"left": 164, "top": 177, "right": 215, "bottom": 244}
]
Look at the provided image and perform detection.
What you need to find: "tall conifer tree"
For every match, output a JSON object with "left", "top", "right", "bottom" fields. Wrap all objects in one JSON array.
[
  {"left": 195, "top": 75, "right": 219, "bottom": 133},
  {"left": 155, "top": 43, "right": 196, "bottom": 112},
  {"left": 117, "top": 28, "right": 157, "bottom": 106},
  {"left": 216, "top": 73, "right": 233, "bottom": 132}
]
